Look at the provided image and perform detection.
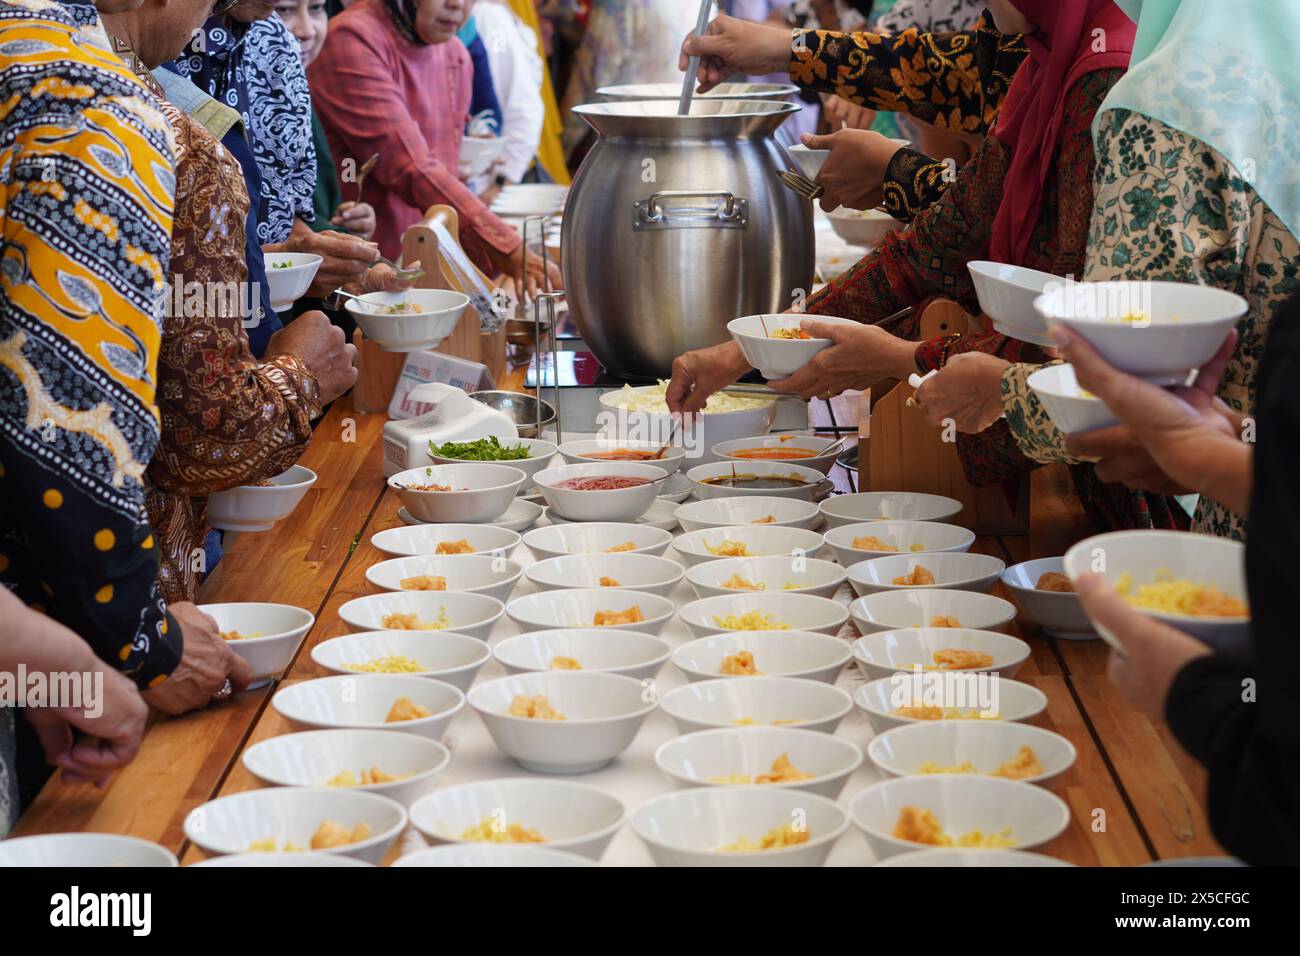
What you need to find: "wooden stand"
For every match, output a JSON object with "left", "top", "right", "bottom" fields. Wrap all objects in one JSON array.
[
  {"left": 865, "top": 299, "right": 1030, "bottom": 535},
  {"left": 352, "top": 205, "right": 509, "bottom": 412}
]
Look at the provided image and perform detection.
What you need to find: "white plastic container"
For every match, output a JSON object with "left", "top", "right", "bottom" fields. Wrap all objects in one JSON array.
[{"left": 382, "top": 383, "right": 518, "bottom": 477}]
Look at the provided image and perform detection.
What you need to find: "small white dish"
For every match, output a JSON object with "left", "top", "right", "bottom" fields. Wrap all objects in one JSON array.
[
  {"left": 207, "top": 464, "right": 317, "bottom": 532},
  {"left": 687, "top": 459, "right": 830, "bottom": 503},
  {"left": 467, "top": 671, "right": 657, "bottom": 773},
  {"left": 240, "top": 729, "right": 451, "bottom": 808},
  {"left": 786, "top": 143, "right": 829, "bottom": 180},
  {"left": 854, "top": 675, "right": 1047, "bottom": 734},
  {"left": 711, "top": 434, "right": 844, "bottom": 475},
  {"left": 678, "top": 592, "right": 850, "bottom": 638},
  {"left": 310, "top": 629, "right": 492, "bottom": 691},
  {"left": 655, "top": 472, "right": 695, "bottom": 502},
  {"left": 533, "top": 461, "right": 663, "bottom": 522},
  {"left": 726, "top": 313, "right": 859, "bottom": 380},
  {"left": 685, "top": 554, "right": 846, "bottom": 599},
  {"left": 397, "top": 498, "right": 543, "bottom": 533},
  {"left": 672, "top": 524, "right": 825, "bottom": 567},
  {"left": 660, "top": 676, "right": 853, "bottom": 735},
  {"left": 393, "top": 844, "right": 594, "bottom": 867},
  {"left": 492, "top": 628, "right": 671, "bottom": 681},
  {"left": 824, "top": 520, "right": 975, "bottom": 566},
  {"left": 826, "top": 207, "right": 901, "bottom": 246},
  {"left": 264, "top": 252, "right": 322, "bottom": 312},
  {"left": 654, "top": 727, "right": 863, "bottom": 798},
  {"left": 676, "top": 495, "right": 821, "bottom": 532},
  {"left": 389, "top": 463, "right": 526, "bottom": 524},
  {"left": 344, "top": 288, "right": 470, "bottom": 353},
  {"left": 183, "top": 786, "right": 407, "bottom": 864},
  {"left": 271, "top": 673, "right": 465, "bottom": 740},
  {"left": 191, "top": 852, "right": 373, "bottom": 867},
  {"left": 371, "top": 523, "right": 521, "bottom": 558},
  {"left": 867, "top": 720, "right": 1076, "bottom": 786},
  {"left": 1027, "top": 363, "right": 1118, "bottom": 434},
  {"left": 524, "top": 552, "right": 685, "bottom": 597},
  {"left": 556, "top": 438, "right": 686, "bottom": 476},
  {"left": 672, "top": 630, "right": 852, "bottom": 684},
  {"left": 875, "top": 847, "right": 1074, "bottom": 867},
  {"left": 505, "top": 588, "right": 675, "bottom": 635},
  {"left": 336, "top": 591, "right": 504, "bottom": 641},
  {"left": 202, "top": 602, "right": 314, "bottom": 688},
  {"left": 1001, "top": 556, "right": 1097, "bottom": 640},
  {"left": 0, "top": 834, "right": 177, "bottom": 867},
  {"left": 545, "top": 496, "right": 679, "bottom": 531},
  {"left": 522, "top": 522, "right": 672, "bottom": 561},
  {"left": 847, "top": 552, "right": 1006, "bottom": 596},
  {"left": 849, "top": 589, "right": 1017, "bottom": 636},
  {"left": 364, "top": 554, "right": 523, "bottom": 603},
  {"left": 408, "top": 778, "right": 625, "bottom": 861},
  {"left": 850, "top": 627, "right": 1030, "bottom": 681},
  {"left": 819, "top": 492, "right": 963, "bottom": 529},
  {"left": 967, "top": 261, "right": 1062, "bottom": 347}
]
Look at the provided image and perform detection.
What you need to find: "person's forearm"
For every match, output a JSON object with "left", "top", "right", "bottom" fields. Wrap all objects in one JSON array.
[
  {"left": 1192, "top": 434, "right": 1252, "bottom": 518},
  {"left": 0, "top": 590, "right": 119, "bottom": 682}
]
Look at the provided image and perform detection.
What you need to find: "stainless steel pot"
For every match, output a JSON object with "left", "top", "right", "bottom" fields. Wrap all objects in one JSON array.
[
  {"left": 596, "top": 82, "right": 800, "bottom": 102},
  {"left": 561, "top": 100, "right": 814, "bottom": 380}
]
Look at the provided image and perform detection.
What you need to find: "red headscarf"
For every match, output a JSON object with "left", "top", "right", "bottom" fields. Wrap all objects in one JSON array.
[{"left": 988, "top": 0, "right": 1136, "bottom": 265}]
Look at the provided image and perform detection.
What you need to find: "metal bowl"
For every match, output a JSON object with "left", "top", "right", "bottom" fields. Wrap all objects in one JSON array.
[{"left": 469, "top": 391, "right": 556, "bottom": 439}]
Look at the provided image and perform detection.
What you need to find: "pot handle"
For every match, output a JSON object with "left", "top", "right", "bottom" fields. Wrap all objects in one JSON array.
[{"left": 635, "top": 190, "right": 749, "bottom": 230}]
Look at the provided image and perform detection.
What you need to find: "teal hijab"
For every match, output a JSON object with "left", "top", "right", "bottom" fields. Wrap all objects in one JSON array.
[{"left": 1098, "top": 0, "right": 1300, "bottom": 239}]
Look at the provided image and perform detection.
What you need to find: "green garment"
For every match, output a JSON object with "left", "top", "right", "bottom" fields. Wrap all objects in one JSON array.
[{"left": 311, "top": 108, "right": 342, "bottom": 233}]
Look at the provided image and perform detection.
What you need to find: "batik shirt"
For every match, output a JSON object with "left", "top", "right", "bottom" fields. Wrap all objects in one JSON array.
[{"left": 0, "top": 0, "right": 181, "bottom": 686}]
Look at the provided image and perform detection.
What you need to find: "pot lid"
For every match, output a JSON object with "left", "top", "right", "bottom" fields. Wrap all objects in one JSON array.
[
  {"left": 596, "top": 82, "right": 800, "bottom": 102},
  {"left": 573, "top": 98, "right": 801, "bottom": 140}
]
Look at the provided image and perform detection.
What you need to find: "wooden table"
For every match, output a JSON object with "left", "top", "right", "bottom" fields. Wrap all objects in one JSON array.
[{"left": 12, "top": 392, "right": 1224, "bottom": 864}]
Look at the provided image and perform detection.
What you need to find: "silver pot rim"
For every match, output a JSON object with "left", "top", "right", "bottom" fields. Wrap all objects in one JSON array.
[
  {"left": 573, "top": 99, "right": 801, "bottom": 138},
  {"left": 595, "top": 81, "right": 800, "bottom": 101}
]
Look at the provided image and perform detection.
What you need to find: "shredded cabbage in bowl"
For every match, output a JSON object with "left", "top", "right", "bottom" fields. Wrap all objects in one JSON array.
[{"left": 603, "top": 381, "right": 774, "bottom": 415}]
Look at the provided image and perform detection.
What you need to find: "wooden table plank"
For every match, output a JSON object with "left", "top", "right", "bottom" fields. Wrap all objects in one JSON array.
[{"left": 11, "top": 398, "right": 388, "bottom": 847}]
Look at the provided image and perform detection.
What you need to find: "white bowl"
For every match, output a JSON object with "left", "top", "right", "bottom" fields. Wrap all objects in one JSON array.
[
  {"left": 825, "top": 520, "right": 975, "bottom": 566},
  {"left": 427, "top": 437, "right": 557, "bottom": 486},
  {"left": 875, "top": 847, "right": 1073, "bottom": 867},
  {"left": 505, "top": 588, "right": 676, "bottom": 636},
  {"left": 654, "top": 727, "right": 863, "bottom": 798},
  {"left": 1062, "top": 530, "right": 1250, "bottom": 653},
  {"left": 672, "top": 525, "right": 825, "bottom": 569},
  {"left": 631, "top": 787, "right": 849, "bottom": 867},
  {"left": 310, "top": 630, "right": 492, "bottom": 691},
  {"left": 1026, "top": 363, "right": 1118, "bottom": 434},
  {"left": 678, "top": 592, "right": 849, "bottom": 639},
  {"left": 660, "top": 676, "right": 853, "bottom": 734},
  {"left": 409, "top": 778, "right": 625, "bottom": 860},
  {"left": 711, "top": 434, "right": 843, "bottom": 475},
  {"left": 851, "top": 627, "right": 1029, "bottom": 681},
  {"left": 726, "top": 313, "right": 859, "bottom": 380},
  {"left": 240, "top": 729, "right": 451, "bottom": 808},
  {"left": 676, "top": 495, "right": 821, "bottom": 532},
  {"left": 826, "top": 207, "right": 901, "bottom": 246},
  {"left": 468, "top": 671, "right": 656, "bottom": 773},
  {"left": 849, "top": 589, "right": 1017, "bottom": 636},
  {"left": 867, "top": 721, "right": 1076, "bottom": 786},
  {"left": 492, "top": 628, "right": 671, "bottom": 681},
  {"left": 459, "top": 133, "right": 507, "bottom": 177},
  {"left": 522, "top": 522, "right": 672, "bottom": 560},
  {"left": 556, "top": 438, "right": 686, "bottom": 476},
  {"left": 786, "top": 143, "right": 829, "bottom": 179},
  {"left": 202, "top": 602, "right": 314, "bottom": 686},
  {"left": 598, "top": 385, "right": 777, "bottom": 465},
  {"left": 819, "top": 492, "right": 963, "bottom": 529},
  {"left": 525, "top": 552, "right": 685, "bottom": 597},
  {"left": 532, "top": 461, "right": 665, "bottom": 522},
  {"left": 191, "top": 852, "right": 374, "bottom": 867},
  {"left": 849, "top": 776, "right": 1070, "bottom": 860},
  {"left": 264, "top": 252, "right": 322, "bottom": 311},
  {"left": 847, "top": 552, "right": 1006, "bottom": 596},
  {"left": 967, "top": 261, "right": 1063, "bottom": 347},
  {"left": 183, "top": 787, "right": 407, "bottom": 863},
  {"left": 344, "top": 288, "right": 471, "bottom": 353},
  {"left": 1001, "top": 557, "right": 1096, "bottom": 639},
  {"left": 854, "top": 675, "right": 1047, "bottom": 733},
  {"left": 337, "top": 591, "right": 504, "bottom": 641},
  {"left": 364, "top": 554, "right": 522, "bottom": 604},
  {"left": 271, "top": 673, "right": 465, "bottom": 740},
  {"left": 371, "top": 523, "right": 521, "bottom": 558},
  {"left": 0, "top": 834, "right": 177, "bottom": 867},
  {"left": 207, "top": 464, "right": 317, "bottom": 532},
  {"left": 389, "top": 463, "right": 526, "bottom": 524},
  {"left": 1035, "top": 280, "right": 1248, "bottom": 384},
  {"left": 686, "top": 459, "right": 830, "bottom": 502},
  {"left": 672, "top": 630, "right": 852, "bottom": 684},
  {"left": 393, "top": 844, "right": 595, "bottom": 867},
  {"left": 686, "top": 555, "right": 846, "bottom": 599}
]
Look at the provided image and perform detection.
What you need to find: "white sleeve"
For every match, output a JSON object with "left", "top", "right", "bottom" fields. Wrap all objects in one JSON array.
[{"left": 476, "top": 4, "right": 545, "bottom": 184}]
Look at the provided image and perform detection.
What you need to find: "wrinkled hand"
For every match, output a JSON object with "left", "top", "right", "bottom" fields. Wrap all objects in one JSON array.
[
  {"left": 679, "top": 14, "right": 792, "bottom": 93},
  {"left": 914, "top": 352, "right": 1009, "bottom": 434},
  {"left": 1056, "top": 326, "right": 1247, "bottom": 511},
  {"left": 143, "top": 602, "right": 252, "bottom": 716},
  {"left": 768, "top": 319, "right": 915, "bottom": 400},
  {"left": 25, "top": 667, "right": 147, "bottom": 788},
  {"left": 802, "top": 129, "right": 903, "bottom": 213},
  {"left": 666, "top": 340, "right": 753, "bottom": 415},
  {"left": 820, "top": 93, "right": 878, "bottom": 132},
  {"left": 266, "top": 310, "right": 359, "bottom": 405},
  {"left": 1074, "top": 572, "right": 1212, "bottom": 714},
  {"left": 331, "top": 201, "right": 376, "bottom": 240},
  {"left": 272, "top": 229, "right": 380, "bottom": 297},
  {"left": 489, "top": 244, "right": 563, "bottom": 301},
  {"left": 348, "top": 260, "right": 422, "bottom": 296}
]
